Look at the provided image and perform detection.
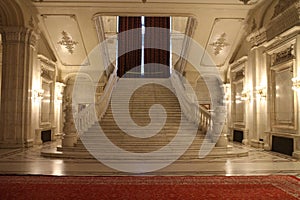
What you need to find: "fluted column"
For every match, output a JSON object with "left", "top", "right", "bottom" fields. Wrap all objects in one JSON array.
[{"left": 0, "top": 27, "right": 38, "bottom": 148}]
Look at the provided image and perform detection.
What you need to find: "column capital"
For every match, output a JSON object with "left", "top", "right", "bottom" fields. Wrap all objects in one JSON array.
[{"left": 1, "top": 26, "right": 40, "bottom": 47}]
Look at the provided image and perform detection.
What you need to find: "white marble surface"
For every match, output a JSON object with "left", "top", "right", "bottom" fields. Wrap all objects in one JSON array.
[{"left": 0, "top": 140, "right": 299, "bottom": 177}]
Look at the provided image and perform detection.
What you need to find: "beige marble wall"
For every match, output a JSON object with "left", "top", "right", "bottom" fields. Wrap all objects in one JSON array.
[{"left": 0, "top": 28, "right": 37, "bottom": 148}]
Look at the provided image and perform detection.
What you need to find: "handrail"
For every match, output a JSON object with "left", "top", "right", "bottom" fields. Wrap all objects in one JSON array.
[
  {"left": 198, "top": 105, "right": 212, "bottom": 134},
  {"left": 95, "top": 68, "right": 118, "bottom": 120},
  {"left": 75, "top": 68, "right": 118, "bottom": 134},
  {"left": 170, "top": 70, "right": 211, "bottom": 134},
  {"left": 75, "top": 104, "right": 96, "bottom": 134}
]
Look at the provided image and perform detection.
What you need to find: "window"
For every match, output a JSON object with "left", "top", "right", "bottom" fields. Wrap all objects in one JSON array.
[{"left": 117, "top": 16, "right": 171, "bottom": 78}]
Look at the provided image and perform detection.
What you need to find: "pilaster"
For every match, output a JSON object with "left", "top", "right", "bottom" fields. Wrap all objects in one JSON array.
[{"left": 0, "top": 27, "right": 39, "bottom": 148}]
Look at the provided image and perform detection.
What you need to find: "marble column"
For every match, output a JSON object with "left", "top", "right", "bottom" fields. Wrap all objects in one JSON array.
[
  {"left": 0, "top": 27, "right": 38, "bottom": 148},
  {"left": 214, "top": 106, "right": 228, "bottom": 147},
  {"left": 54, "top": 82, "right": 65, "bottom": 139}
]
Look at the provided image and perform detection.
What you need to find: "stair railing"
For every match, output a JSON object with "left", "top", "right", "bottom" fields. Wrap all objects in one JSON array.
[
  {"left": 198, "top": 105, "right": 212, "bottom": 134},
  {"left": 170, "top": 70, "right": 211, "bottom": 133},
  {"left": 75, "top": 104, "right": 96, "bottom": 134},
  {"left": 74, "top": 68, "right": 118, "bottom": 135},
  {"left": 95, "top": 68, "right": 118, "bottom": 121}
]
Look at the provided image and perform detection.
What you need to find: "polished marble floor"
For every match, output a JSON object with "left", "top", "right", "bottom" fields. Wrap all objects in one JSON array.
[{"left": 0, "top": 140, "right": 299, "bottom": 177}]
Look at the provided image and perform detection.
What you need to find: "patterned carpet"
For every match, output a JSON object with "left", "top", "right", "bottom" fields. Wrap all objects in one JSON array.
[{"left": 0, "top": 175, "right": 299, "bottom": 199}]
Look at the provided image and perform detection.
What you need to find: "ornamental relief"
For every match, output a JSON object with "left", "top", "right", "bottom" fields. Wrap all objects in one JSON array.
[
  {"left": 271, "top": 45, "right": 295, "bottom": 67},
  {"left": 57, "top": 31, "right": 79, "bottom": 54},
  {"left": 272, "top": 0, "right": 298, "bottom": 19},
  {"left": 209, "top": 33, "right": 230, "bottom": 56},
  {"left": 41, "top": 67, "right": 54, "bottom": 81},
  {"left": 247, "top": 0, "right": 300, "bottom": 46}
]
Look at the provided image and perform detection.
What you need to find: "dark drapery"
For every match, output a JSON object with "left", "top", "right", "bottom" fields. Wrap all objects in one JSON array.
[
  {"left": 117, "top": 16, "right": 142, "bottom": 78},
  {"left": 144, "top": 17, "right": 170, "bottom": 78}
]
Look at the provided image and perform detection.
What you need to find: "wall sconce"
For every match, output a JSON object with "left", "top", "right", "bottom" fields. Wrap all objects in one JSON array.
[
  {"left": 223, "top": 83, "right": 230, "bottom": 103},
  {"left": 55, "top": 82, "right": 65, "bottom": 104},
  {"left": 292, "top": 77, "right": 300, "bottom": 91},
  {"left": 241, "top": 90, "right": 250, "bottom": 101},
  {"left": 32, "top": 89, "right": 44, "bottom": 101},
  {"left": 55, "top": 91, "right": 63, "bottom": 103},
  {"left": 256, "top": 86, "right": 267, "bottom": 100}
]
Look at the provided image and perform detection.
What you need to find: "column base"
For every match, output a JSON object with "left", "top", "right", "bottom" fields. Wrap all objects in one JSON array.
[
  {"left": 62, "top": 134, "right": 77, "bottom": 147},
  {"left": 292, "top": 151, "right": 300, "bottom": 159},
  {"left": 216, "top": 135, "right": 228, "bottom": 147},
  {"left": 242, "top": 139, "right": 248, "bottom": 145}
]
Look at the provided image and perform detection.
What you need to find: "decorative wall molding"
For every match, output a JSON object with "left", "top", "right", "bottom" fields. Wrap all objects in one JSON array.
[
  {"left": 272, "top": 0, "right": 298, "bottom": 19},
  {"left": 271, "top": 45, "right": 295, "bottom": 66},
  {"left": 247, "top": 1, "right": 300, "bottom": 46},
  {"left": 229, "top": 56, "right": 247, "bottom": 88},
  {"left": 39, "top": 61, "right": 55, "bottom": 81}
]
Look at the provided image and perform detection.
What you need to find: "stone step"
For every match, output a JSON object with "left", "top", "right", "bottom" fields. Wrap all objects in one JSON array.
[
  {"left": 106, "top": 108, "right": 182, "bottom": 111},
  {"left": 44, "top": 147, "right": 244, "bottom": 160},
  {"left": 100, "top": 115, "right": 183, "bottom": 118},
  {"left": 99, "top": 120, "right": 186, "bottom": 124},
  {"left": 86, "top": 129, "right": 200, "bottom": 133}
]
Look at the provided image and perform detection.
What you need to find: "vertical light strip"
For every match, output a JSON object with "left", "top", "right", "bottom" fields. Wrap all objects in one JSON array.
[
  {"left": 170, "top": 16, "right": 172, "bottom": 75},
  {"left": 116, "top": 16, "right": 119, "bottom": 70},
  {"left": 141, "top": 16, "right": 145, "bottom": 76}
]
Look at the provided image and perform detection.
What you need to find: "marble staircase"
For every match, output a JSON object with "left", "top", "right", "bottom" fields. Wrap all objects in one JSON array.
[{"left": 42, "top": 78, "right": 248, "bottom": 161}]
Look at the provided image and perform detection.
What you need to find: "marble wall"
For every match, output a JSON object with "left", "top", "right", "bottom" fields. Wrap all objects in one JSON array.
[{"left": 228, "top": 0, "right": 300, "bottom": 157}]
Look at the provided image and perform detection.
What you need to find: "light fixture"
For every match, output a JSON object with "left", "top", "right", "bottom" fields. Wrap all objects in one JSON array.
[
  {"left": 32, "top": 89, "right": 44, "bottom": 101},
  {"left": 292, "top": 77, "right": 300, "bottom": 91},
  {"left": 223, "top": 83, "right": 231, "bottom": 103},
  {"left": 240, "top": 90, "right": 250, "bottom": 101},
  {"left": 256, "top": 86, "right": 267, "bottom": 100},
  {"left": 55, "top": 82, "right": 65, "bottom": 103}
]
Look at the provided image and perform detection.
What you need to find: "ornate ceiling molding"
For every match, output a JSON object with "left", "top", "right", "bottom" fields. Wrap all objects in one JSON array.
[
  {"left": 57, "top": 31, "right": 79, "bottom": 54},
  {"left": 209, "top": 33, "right": 230, "bottom": 56},
  {"left": 201, "top": 18, "right": 243, "bottom": 67},
  {"left": 42, "top": 14, "right": 89, "bottom": 66}
]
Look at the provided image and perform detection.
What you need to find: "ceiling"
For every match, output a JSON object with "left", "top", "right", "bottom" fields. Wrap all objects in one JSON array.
[{"left": 29, "top": 0, "right": 263, "bottom": 80}]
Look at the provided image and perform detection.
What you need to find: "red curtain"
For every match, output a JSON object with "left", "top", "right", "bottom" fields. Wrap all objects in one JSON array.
[
  {"left": 144, "top": 17, "right": 170, "bottom": 78},
  {"left": 117, "top": 16, "right": 142, "bottom": 78}
]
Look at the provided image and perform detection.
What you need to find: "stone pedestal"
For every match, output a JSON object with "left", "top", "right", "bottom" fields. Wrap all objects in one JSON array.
[
  {"left": 62, "top": 104, "right": 77, "bottom": 147},
  {"left": 214, "top": 106, "right": 228, "bottom": 147},
  {"left": 216, "top": 123, "right": 228, "bottom": 147}
]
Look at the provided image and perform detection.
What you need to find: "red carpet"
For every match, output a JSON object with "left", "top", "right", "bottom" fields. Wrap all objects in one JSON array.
[{"left": 0, "top": 175, "right": 299, "bottom": 200}]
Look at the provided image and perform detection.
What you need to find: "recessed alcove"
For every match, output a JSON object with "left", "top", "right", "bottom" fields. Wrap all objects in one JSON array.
[
  {"left": 272, "top": 136, "right": 294, "bottom": 156},
  {"left": 233, "top": 130, "right": 243, "bottom": 143},
  {"left": 41, "top": 130, "right": 52, "bottom": 143}
]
